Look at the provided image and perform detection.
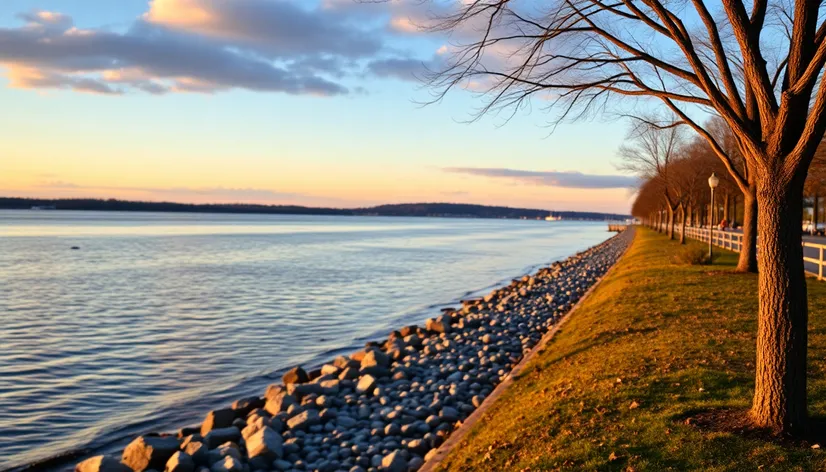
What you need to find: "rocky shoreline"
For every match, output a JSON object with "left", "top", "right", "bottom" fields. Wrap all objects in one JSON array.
[{"left": 75, "top": 229, "right": 633, "bottom": 472}]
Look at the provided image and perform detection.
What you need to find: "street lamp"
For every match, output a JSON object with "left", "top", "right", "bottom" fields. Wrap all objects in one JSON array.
[{"left": 708, "top": 172, "right": 720, "bottom": 262}]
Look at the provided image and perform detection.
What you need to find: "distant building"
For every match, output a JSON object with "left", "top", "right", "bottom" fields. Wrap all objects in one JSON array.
[{"left": 545, "top": 215, "right": 562, "bottom": 221}]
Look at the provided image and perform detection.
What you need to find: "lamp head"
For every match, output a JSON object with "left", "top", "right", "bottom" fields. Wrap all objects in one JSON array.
[{"left": 708, "top": 172, "right": 720, "bottom": 189}]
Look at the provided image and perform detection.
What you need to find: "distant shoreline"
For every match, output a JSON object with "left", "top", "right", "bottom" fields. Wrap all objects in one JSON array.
[{"left": 0, "top": 198, "right": 630, "bottom": 222}]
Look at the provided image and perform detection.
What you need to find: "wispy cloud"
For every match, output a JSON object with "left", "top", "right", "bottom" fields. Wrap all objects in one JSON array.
[{"left": 444, "top": 168, "right": 639, "bottom": 189}]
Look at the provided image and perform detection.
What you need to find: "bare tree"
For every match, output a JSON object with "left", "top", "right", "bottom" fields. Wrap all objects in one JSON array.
[
  {"left": 618, "top": 116, "right": 685, "bottom": 238},
  {"left": 670, "top": 147, "right": 718, "bottom": 243},
  {"left": 424, "top": 0, "right": 826, "bottom": 434},
  {"left": 618, "top": 117, "right": 684, "bottom": 239},
  {"left": 631, "top": 176, "right": 667, "bottom": 228}
]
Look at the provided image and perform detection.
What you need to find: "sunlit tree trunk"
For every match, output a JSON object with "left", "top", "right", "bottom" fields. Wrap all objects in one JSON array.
[
  {"left": 737, "top": 186, "right": 758, "bottom": 273},
  {"left": 751, "top": 172, "right": 808, "bottom": 434}
]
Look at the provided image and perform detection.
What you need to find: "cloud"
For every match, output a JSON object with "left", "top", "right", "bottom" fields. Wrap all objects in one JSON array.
[
  {"left": 0, "top": 1, "right": 518, "bottom": 95},
  {"left": 144, "top": 0, "right": 381, "bottom": 59},
  {"left": 0, "top": 0, "right": 415, "bottom": 96},
  {"left": 0, "top": 8, "right": 356, "bottom": 96},
  {"left": 367, "top": 57, "right": 427, "bottom": 82},
  {"left": 444, "top": 168, "right": 639, "bottom": 189}
]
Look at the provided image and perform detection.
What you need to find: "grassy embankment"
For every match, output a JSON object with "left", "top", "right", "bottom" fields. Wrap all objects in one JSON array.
[{"left": 438, "top": 227, "right": 826, "bottom": 471}]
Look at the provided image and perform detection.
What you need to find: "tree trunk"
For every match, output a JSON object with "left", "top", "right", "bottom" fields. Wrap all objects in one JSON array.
[
  {"left": 813, "top": 195, "right": 818, "bottom": 235},
  {"left": 724, "top": 194, "right": 730, "bottom": 221},
  {"left": 668, "top": 206, "right": 675, "bottom": 240},
  {"left": 733, "top": 195, "right": 738, "bottom": 227},
  {"left": 737, "top": 188, "right": 758, "bottom": 273},
  {"left": 750, "top": 176, "right": 808, "bottom": 434},
  {"left": 680, "top": 204, "right": 687, "bottom": 244}
]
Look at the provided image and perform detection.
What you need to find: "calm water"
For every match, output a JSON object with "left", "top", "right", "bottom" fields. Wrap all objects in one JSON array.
[{"left": 0, "top": 211, "right": 611, "bottom": 471}]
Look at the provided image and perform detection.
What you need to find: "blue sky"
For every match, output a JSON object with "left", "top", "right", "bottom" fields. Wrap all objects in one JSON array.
[{"left": 0, "top": 0, "right": 636, "bottom": 213}]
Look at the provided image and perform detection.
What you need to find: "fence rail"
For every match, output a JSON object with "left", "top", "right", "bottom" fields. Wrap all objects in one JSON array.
[{"left": 669, "top": 225, "right": 826, "bottom": 281}]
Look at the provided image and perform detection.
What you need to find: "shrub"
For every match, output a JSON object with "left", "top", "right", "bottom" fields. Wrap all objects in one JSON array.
[{"left": 674, "top": 245, "right": 719, "bottom": 265}]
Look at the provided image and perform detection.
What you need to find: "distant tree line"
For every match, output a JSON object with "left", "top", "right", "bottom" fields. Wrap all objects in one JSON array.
[
  {"left": 357, "top": 203, "right": 628, "bottom": 221},
  {"left": 0, "top": 198, "right": 629, "bottom": 221},
  {"left": 0, "top": 198, "right": 350, "bottom": 215},
  {"left": 628, "top": 119, "right": 826, "bottom": 265}
]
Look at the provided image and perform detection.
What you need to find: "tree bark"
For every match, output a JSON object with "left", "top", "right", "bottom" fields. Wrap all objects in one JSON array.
[
  {"left": 733, "top": 195, "right": 738, "bottom": 227},
  {"left": 737, "top": 188, "right": 758, "bottom": 273},
  {"left": 751, "top": 175, "right": 808, "bottom": 434},
  {"left": 724, "top": 194, "right": 730, "bottom": 221},
  {"left": 813, "top": 195, "right": 819, "bottom": 235},
  {"left": 668, "top": 206, "right": 676, "bottom": 240},
  {"left": 680, "top": 204, "right": 687, "bottom": 244}
]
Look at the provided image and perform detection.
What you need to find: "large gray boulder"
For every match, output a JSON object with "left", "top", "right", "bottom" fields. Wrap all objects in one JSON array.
[
  {"left": 264, "top": 384, "right": 284, "bottom": 401},
  {"left": 182, "top": 441, "right": 208, "bottom": 465},
  {"left": 209, "top": 456, "right": 243, "bottom": 472},
  {"left": 286, "top": 383, "right": 323, "bottom": 397},
  {"left": 75, "top": 455, "right": 131, "bottom": 472},
  {"left": 245, "top": 426, "right": 283, "bottom": 460},
  {"left": 164, "top": 452, "right": 195, "bottom": 472},
  {"left": 425, "top": 318, "right": 450, "bottom": 334},
  {"left": 356, "top": 375, "right": 377, "bottom": 395},
  {"left": 286, "top": 410, "right": 320, "bottom": 431},
  {"left": 200, "top": 409, "right": 236, "bottom": 436},
  {"left": 264, "top": 392, "right": 297, "bottom": 416},
  {"left": 360, "top": 350, "right": 389, "bottom": 369},
  {"left": 282, "top": 366, "right": 309, "bottom": 385},
  {"left": 121, "top": 436, "right": 180, "bottom": 472},
  {"left": 230, "top": 397, "right": 264, "bottom": 416},
  {"left": 380, "top": 451, "right": 407, "bottom": 472},
  {"left": 333, "top": 356, "right": 359, "bottom": 370},
  {"left": 202, "top": 427, "right": 241, "bottom": 449}
]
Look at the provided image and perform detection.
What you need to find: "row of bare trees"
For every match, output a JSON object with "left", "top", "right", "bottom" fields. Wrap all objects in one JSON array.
[
  {"left": 629, "top": 122, "right": 826, "bottom": 251},
  {"left": 417, "top": 0, "right": 826, "bottom": 434}
]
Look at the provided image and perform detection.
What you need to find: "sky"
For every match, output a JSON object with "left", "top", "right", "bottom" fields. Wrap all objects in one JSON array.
[{"left": 0, "top": 0, "right": 638, "bottom": 213}]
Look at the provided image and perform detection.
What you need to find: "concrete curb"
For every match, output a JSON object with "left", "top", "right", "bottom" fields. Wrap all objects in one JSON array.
[{"left": 419, "top": 227, "right": 636, "bottom": 472}]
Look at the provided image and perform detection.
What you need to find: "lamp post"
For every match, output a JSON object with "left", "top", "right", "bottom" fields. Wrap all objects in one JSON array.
[{"left": 708, "top": 172, "right": 720, "bottom": 262}]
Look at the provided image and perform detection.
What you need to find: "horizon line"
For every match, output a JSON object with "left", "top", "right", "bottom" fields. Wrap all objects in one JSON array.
[{"left": 1, "top": 195, "right": 631, "bottom": 217}]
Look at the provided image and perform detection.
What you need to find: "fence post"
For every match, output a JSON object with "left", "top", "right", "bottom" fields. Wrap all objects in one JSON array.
[{"left": 820, "top": 246, "right": 824, "bottom": 281}]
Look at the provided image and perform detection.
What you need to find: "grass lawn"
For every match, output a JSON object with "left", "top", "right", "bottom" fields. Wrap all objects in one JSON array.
[{"left": 436, "top": 227, "right": 826, "bottom": 471}]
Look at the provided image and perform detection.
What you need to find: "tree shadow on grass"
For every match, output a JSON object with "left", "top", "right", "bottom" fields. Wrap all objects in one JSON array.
[{"left": 680, "top": 408, "right": 826, "bottom": 448}]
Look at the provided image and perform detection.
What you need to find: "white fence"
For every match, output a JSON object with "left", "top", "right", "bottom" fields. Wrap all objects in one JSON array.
[{"left": 669, "top": 225, "right": 826, "bottom": 281}]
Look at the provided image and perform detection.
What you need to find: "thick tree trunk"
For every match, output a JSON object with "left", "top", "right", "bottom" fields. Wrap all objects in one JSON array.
[
  {"left": 723, "top": 194, "right": 730, "bottom": 221},
  {"left": 737, "top": 189, "right": 758, "bottom": 273},
  {"left": 668, "top": 206, "right": 675, "bottom": 240},
  {"left": 751, "top": 177, "right": 808, "bottom": 434},
  {"left": 680, "top": 205, "right": 687, "bottom": 244},
  {"left": 733, "top": 195, "right": 738, "bottom": 227}
]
